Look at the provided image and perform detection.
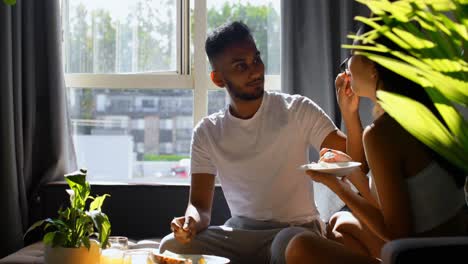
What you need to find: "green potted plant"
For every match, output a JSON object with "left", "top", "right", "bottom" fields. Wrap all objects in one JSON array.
[
  {"left": 345, "top": 0, "right": 467, "bottom": 173},
  {"left": 25, "top": 168, "right": 111, "bottom": 264}
]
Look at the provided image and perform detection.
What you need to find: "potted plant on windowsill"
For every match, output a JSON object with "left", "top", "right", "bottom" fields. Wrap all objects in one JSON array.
[{"left": 25, "top": 168, "right": 111, "bottom": 264}]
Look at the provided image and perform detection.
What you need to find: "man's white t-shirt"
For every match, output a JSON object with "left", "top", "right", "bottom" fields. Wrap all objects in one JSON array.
[{"left": 190, "top": 91, "right": 338, "bottom": 224}]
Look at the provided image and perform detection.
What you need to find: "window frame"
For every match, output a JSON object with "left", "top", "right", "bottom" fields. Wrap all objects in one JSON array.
[{"left": 63, "top": 0, "right": 281, "bottom": 127}]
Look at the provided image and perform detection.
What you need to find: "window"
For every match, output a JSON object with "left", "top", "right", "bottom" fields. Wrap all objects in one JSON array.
[{"left": 63, "top": 0, "right": 281, "bottom": 183}]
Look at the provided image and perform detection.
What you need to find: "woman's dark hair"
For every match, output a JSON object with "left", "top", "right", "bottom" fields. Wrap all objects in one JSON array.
[
  {"left": 358, "top": 22, "right": 466, "bottom": 187},
  {"left": 205, "top": 21, "right": 253, "bottom": 67}
]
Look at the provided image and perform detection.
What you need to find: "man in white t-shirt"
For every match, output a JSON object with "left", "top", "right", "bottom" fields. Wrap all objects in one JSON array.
[{"left": 159, "top": 21, "right": 366, "bottom": 264}]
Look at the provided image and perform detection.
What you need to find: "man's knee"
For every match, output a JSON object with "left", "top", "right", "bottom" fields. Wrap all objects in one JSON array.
[{"left": 159, "top": 233, "right": 184, "bottom": 254}]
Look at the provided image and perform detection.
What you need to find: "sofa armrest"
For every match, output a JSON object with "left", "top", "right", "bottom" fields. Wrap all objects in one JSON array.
[{"left": 381, "top": 237, "right": 468, "bottom": 264}]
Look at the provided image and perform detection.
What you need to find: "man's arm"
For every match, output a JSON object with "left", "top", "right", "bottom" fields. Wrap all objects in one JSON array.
[
  {"left": 171, "top": 173, "right": 215, "bottom": 244},
  {"left": 186, "top": 173, "right": 216, "bottom": 232}
]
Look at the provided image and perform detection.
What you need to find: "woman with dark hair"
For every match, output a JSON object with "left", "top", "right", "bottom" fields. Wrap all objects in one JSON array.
[{"left": 285, "top": 23, "right": 467, "bottom": 264}]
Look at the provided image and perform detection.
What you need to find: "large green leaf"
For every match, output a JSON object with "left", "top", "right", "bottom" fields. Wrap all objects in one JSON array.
[
  {"left": 355, "top": 16, "right": 414, "bottom": 50},
  {"left": 357, "top": 0, "right": 457, "bottom": 13},
  {"left": 24, "top": 219, "right": 46, "bottom": 239},
  {"left": 357, "top": 51, "right": 468, "bottom": 106},
  {"left": 43, "top": 218, "right": 68, "bottom": 231},
  {"left": 356, "top": 0, "right": 412, "bottom": 19},
  {"left": 341, "top": 44, "right": 389, "bottom": 53},
  {"left": 64, "top": 170, "right": 87, "bottom": 187},
  {"left": 65, "top": 169, "right": 90, "bottom": 210},
  {"left": 43, "top": 232, "right": 56, "bottom": 246},
  {"left": 82, "top": 237, "right": 91, "bottom": 250},
  {"left": 392, "top": 28, "right": 436, "bottom": 49},
  {"left": 89, "top": 194, "right": 110, "bottom": 211},
  {"left": 424, "top": 88, "right": 468, "bottom": 147},
  {"left": 88, "top": 210, "right": 111, "bottom": 249},
  {"left": 377, "top": 90, "right": 468, "bottom": 172}
]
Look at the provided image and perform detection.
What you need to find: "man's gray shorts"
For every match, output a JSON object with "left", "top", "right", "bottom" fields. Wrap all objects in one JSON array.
[{"left": 159, "top": 216, "right": 325, "bottom": 264}]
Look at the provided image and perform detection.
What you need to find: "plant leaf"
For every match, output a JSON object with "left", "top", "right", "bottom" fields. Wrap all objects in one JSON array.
[
  {"left": 89, "top": 211, "right": 111, "bottom": 249},
  {"left": 65, "top": 169, "right": 90, "bottom": 210},
  {"left": 377, "top": 91, "right": 468, "bottom": 173},
  {"left": 392, "top": 28, "right": 436, "bottom": 49},
  {"left": 424, "top": 88, "right": 468, "bottom": 147},
  {"left": 82, "top": 237, "right": 91, "bottom": 250},
  {"left": 43, "top": 232, "right": 56, "bottom": 246},
  {"left": 24, "top": 219, "right": 46, "bottom": 239},
  {"left": 51, "top": 232, "right": 67, "bottom": 248},
  {"left": 357, "top": 51, "right": 468, "bottom": 106},
  {"left": 89, "top": 194, "right": 110, "bottom": 211}
]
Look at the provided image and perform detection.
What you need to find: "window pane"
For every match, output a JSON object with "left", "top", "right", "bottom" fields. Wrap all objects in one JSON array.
[
  {"left": 206, "top": 0, "right": 281, "bottom": 75},
  {"left": 69, "top": 88, "right": 193, "bottom": 183},
  {"left": 63, "top": 0, "right": 177, "bottom": 73},
  {"left": 208, "top": 90, "right": 229, "bottom": 115}
]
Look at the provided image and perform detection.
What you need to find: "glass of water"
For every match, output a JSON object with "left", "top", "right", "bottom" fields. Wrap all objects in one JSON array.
[
  {"left": 108, "top": 236, "right": 129, "bottom": 250},
  {"left": 123, "top": 249, "right": 153, "bottom": 264}
]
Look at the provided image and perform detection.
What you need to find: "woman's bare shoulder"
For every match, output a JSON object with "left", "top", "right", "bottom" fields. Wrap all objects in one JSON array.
[
  {"left": 363, "top": 114, "right": 399, "bottom": 146},
  {"left": 364, "top": 113, "right": 433, "bottom": 173}
]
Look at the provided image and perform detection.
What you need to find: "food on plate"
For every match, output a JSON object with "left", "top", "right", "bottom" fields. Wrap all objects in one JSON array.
[
  {"left": 152, "top": 253, "right": 193, "bottom": 264},
  {"left": 152, "top": 250, "right": 208, "bottom": 264}
]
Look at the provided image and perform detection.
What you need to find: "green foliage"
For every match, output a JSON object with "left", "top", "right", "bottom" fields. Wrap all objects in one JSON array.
[
  {"left": 206, "top": 2, "right": 281, "bottom": 74},
  {"left": 3, "top": 0, "right": 15, "bottom": 5},
  {"left": 143, "top": 154, "right": 189, "bottom": 161},
  {"left": 348, "top": 0, "right": 468, "bottom": 172},
  {"left": 66, "top": 1, "right": 280, "bottom": 74},
  {"left": 25, "top": 169, "right": 111, "bottom": 249}
]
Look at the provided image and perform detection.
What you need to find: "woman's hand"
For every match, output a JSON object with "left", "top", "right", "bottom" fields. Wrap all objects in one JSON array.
[
  {"left": 319, "top": 148, "right": 366, "bottom": 186},
  {"left": 335, "top": 73, "right": 359, "bottom": 115},
  {"left": 306, "top": 170, "right": 350, "bottom": 192}
]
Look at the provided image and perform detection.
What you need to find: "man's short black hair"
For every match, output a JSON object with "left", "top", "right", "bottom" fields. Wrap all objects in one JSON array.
[{"left": 205, "top": 21, "right": 253, "bottom": 66}]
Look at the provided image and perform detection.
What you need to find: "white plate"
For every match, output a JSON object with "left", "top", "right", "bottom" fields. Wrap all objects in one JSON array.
[
  {"left": 183, "top": 254, "right": 230, "bottom": 264},
  {"left": 298, "top": 162, "right": 361, "bottom": 177},
  {"left": 154, "top": 250, "right": 230, "bottom": 264}
]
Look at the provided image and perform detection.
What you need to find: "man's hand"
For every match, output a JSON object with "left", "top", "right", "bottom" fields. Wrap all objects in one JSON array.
[
  {"left": 335, "top": 72, "right": 359, "bottom": 115},
  {"left": 171, "top": 215, "right": 197, "bottom": 244}
]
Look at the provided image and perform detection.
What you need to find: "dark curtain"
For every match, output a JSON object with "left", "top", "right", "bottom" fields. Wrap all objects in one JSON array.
[
  {"left": 281, "top": 0, "right": 372, "bottom": 220},
  {"left": 281, "top": 0, "right": 373, "bottom": 129},
  {"left": 0, "top": 0, "right": 76, "bottom": 258}
]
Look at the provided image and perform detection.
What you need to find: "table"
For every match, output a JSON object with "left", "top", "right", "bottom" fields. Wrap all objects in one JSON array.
[{"left": 0, "top": 239, "right": 161, "bottom": 264}]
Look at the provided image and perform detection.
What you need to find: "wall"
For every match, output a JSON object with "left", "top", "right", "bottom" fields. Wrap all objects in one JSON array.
[{"left": 38, "top": 183, "right": 231, "bottom": 240}]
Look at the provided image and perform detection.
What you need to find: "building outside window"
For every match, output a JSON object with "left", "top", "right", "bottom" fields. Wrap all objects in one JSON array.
[{"left": 63, "top": 0, "right": 281, "bottom": 183}]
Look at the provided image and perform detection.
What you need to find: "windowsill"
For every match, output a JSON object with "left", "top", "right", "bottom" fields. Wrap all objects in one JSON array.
[{"left": 46, "top": 180, "right": 222, "bottom": 187}]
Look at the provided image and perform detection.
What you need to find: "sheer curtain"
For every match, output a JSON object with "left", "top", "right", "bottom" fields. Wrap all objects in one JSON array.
[
  {"left": 281, "top": 0, "right": 372, "bottom": 221},
  {"left": 0, "top": 0, "right": 76, "bottom": 258}
]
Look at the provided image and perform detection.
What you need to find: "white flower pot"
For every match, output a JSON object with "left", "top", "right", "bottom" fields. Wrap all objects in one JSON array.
[{"left": 44, "top": 240, "right": 101, "bottom": 264}]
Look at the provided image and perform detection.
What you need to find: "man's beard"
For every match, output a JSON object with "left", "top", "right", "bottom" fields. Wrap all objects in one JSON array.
[{"left": 225, "top": 79, "right": 264, "bottom": 101}]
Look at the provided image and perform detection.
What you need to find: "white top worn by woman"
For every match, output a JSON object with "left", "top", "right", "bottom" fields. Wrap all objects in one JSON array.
[{"left": 369, "top": 161, "right": 465, "bottom": 233}]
